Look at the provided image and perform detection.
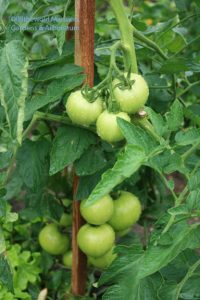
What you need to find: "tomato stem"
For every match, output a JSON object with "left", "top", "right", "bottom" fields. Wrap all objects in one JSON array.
[{"left": 109, "top": 0, "right": 138, "bottom": 73}]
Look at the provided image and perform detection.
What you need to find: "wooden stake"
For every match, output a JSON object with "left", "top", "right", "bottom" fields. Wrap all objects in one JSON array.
[{"left": 71, "top": 0, "right": 95, "bottom": 296}]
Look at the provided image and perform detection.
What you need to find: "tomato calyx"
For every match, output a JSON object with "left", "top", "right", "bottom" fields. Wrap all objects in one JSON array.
[
  {"left": 81, "top": 84, "right": 100, "bottom": 103},
  {"left": 114, "top": 69, "right": 136, "bottom": 91}
]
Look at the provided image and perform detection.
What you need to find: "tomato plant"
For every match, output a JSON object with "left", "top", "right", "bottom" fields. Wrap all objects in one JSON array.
[{"left": 1, "top": 0, "right": 200, "bottom": 299}]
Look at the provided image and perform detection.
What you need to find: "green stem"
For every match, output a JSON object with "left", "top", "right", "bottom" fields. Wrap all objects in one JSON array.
[
  {"left": 182, "top": 140, "right": 200, "bottom": 162},
  {"left": 175, "top": 258, "right": 200, "bottom": 300},
  {"left": 109, "top": 0, "right": 138, "bottom": 73},
  {"left": 35, "top": 112, "right": 96, "bottom": 133},
  {"left": 177, "top": 80, "right": 200, "bottom": 97},
  {"left": 134, "top": 116, "right": 165, "bottom": 144},
  {"left": 93, "top": 41, "right": 123, "bottom": 91},
  {"left": 161, "top": 186, "right": 188, "bottom": 235},
  {"left": 133, "top": 29, "right": 168, "bottom": 60}
]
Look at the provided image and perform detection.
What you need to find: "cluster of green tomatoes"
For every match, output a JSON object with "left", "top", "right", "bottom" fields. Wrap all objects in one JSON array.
[
  {"left": 38, "top": 191, "right": 142, "bottom": 270},
  {"left": 66, "top": 73, "right": 149, "bottom": 143},
  {"left": 78, "top": 191, "right": 142, "bottom": 269}
]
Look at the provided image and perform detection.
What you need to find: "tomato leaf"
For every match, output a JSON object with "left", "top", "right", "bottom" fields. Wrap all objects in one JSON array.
[
  {"left": 0, "top": 40, "right": 28, "bottom": 144},
  {"left": 84, "top": 145, "right": 146, "bottom": 207},
  {"left": 74, "top": 146, "right": 107, "bottom": 176},
  {"left": 16, "top": 139, "right": 50, "bottom": 190},
  {"left": 100, "top": 222, "right": 200, "bottom": 300},
  {"left": 117, "top": 118, "right": 159, "bottom": 154},
  {"left": 25, "top": 74, "right": 85, "bottom": 121},
  {"left": 166, "top": 100, "right": 184, "bottom": 132},
  {"left": 0, "top": 255, "right": 13, "bottom": 293},
  {"left": 50, "top": 126, "right": 96, "bottom": 175}
]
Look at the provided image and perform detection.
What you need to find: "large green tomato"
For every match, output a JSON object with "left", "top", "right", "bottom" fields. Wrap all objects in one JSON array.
[
  {"left": 96, "top": 110, "right": 130, "bottom": 143},
  {"left": 113, "top": 73, "right": 149, "bottom": 114},
  {"left": 66, "top": 90, "right": 103, "bottom": 126},
  {"left": 109, "top": 191, "right": 142, "bottom": 231},
  {"left": 80, "top": 195, "right": 114, "bottom": 225},
  {"left": 62, "top": 250, "right": 72, "bottom": 269},
  {"left": 77, "top": 224, "right": 115, "bottom": 257},
  {"left": 39, "top": 224, "right": 69, "bottom": 255},
  {"left": 60, "top": 213, "right": 72, "bottom": 227},
  {"left": 88, "top": 247, "right": 117, "bottom": 269}
]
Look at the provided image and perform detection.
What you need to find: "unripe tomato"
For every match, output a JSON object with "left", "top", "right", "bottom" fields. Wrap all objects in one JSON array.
[
  {"left": 109, "top": 191, "right": 142, "bottom": 231},
  {"left": 96, "top": 110, "right": 130, "bottom": 143},
  {"left": 39, "top": 224, "right": 69, "bottom": 255},
  {"left": 113, "top": 73, "right": 149, "bottom": 114},
  {"left": 66, "top": 90, "right": 103, "bottom": 126},
  {"left": 88, "top": 247, "right": 117, "bottom": 269},
  {"left": 62, "top": 250, "right": 72, "bottom": 268},
  {"left": 80, "top": 195, "right": 114, "bottom": 225},
  {"left": 60, "top": 213, "right": 72, "bottom": 227},
  {"left": 77, "top": 224, "right": 115, "bottom": 258}
]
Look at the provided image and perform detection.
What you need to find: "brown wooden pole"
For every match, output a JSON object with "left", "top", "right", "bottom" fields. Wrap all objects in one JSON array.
[{"left": 71, "top": 0, "right": 96, "bottom": 296}]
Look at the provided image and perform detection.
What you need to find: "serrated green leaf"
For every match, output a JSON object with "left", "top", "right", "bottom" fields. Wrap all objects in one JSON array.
[
  {"left": 148, "top": 150, "right": 184, "bottom": 174},
  {"left": 50, "top": 126, "right": 96, "bottom": 175},
  {"left": 186, "top": 190, "right": 200, "bottom": 210},
  {"left": 168, "top": 205, "right": 189, "bottom": 216},
  {"left": 0, "top": 254, "right": 13, "bottom": 293},
  {"left": 189, "top": 170, "right": 200, "bottom": 191},
  {"left": 175, "top": 0, "right": 191, "bottom": 11},
  {"left": 117, "top": 118, "right": 158, "bottom": 154},
  {"left": 145, "top": 107, "right": 167, "bottom": 136},
  {"left": 16, "top": 139, "right": 50, "bottom": 189},
  {"left": 166, "top": 100, "right": 183, "bottom": 132},
  {"left": 160, "top": 57, "right": 200, "bottom": 73},
  {"left": 33, "top": 64, "right": 83, "bottom": 82},
  {"left": 29, "top": 41, "right": 74, "bottom": 70},
  {"left": 175, "top": 128, "right": 200, "bottom": 146},
  {"left": 85, "top": 145, "right": 146, "bottom": 206},
  {"left": 100, "top": 222, "right": 200, "bottom": 300},
  {"left": 167, "top": 30, "right": 187, "bottom": 53},
  {"left": 0, "top": 40, "right": 28, "bottom": 144},
  {"left": 25, "top": 74, "right": 85, "bottom": 121},
  {"left": 76, "top": 169, "right": 106, "bottom": 200},
  {"left": 74, "top": 146, "right": 107, "bottom": 176}
]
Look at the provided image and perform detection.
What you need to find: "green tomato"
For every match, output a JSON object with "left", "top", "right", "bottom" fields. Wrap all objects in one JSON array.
[
  {"left": 77, "top": 224, "right": 115, "bottom": 258},
  {"left": 113, "top": 73, "right": 149, "bottom": 114},
  {"left": 96, "top": 110, "right": 130, "bottom": 143},
  {"left": 109, "top": 191, "right": 142, "bottom": 231},
  {"left": 60, "top": 213, "right": 72, "bottom": 227},
  {"left": 66, "top": 90, "right": 103, "bottom": 126},
  {"left": 39, "top": 224, "right": 69, "bottom": 255},
  {"left": 80, "top": 195, "right": 114, "bottom": 225},
  {"left": 62, "top": 250, "right": 72, "bottom": 268},
  {"left": 88, "top": 247, "right": 117, "bottom": 269}
]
